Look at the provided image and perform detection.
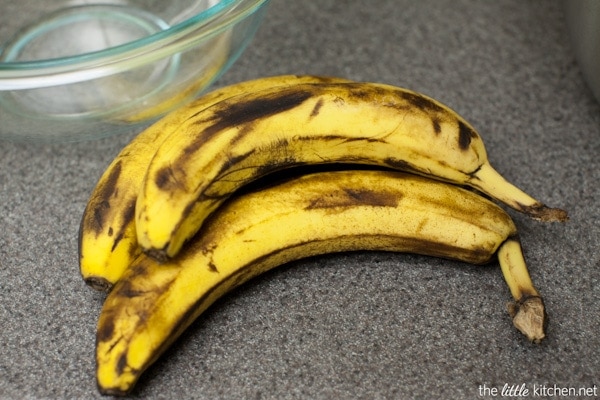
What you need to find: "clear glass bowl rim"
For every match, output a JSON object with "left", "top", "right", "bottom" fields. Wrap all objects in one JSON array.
[{"left": 0, "top": 0, "right": 269, "bottom": 89}]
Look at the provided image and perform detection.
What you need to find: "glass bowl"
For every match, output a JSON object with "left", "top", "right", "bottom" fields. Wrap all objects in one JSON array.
[{"left": 0, "top": 0, "right": 270, "bottom": 142}]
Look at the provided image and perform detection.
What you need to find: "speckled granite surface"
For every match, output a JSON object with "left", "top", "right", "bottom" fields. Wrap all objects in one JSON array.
[{"left": 1, "top": 1, "right": 599, "bottom": 398}]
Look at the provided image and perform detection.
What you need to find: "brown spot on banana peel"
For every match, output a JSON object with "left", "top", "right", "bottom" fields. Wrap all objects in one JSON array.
[
  {"left": 110, "top": 199, "right": 136, "bottom": 252},
  {"left": 317, "top": 134, "right": 386, "bottom": 144},
  {"left": 119, "top": 260, "right": 176, "bottom": 297},
  {"left": 116, "top": 354, "right": 129, "bottom": 377},
  {"left": 345, "top": 188, "right": 398, "bottom": 206},
  {"left": 128, "top": 233, "right": 141, "bottom": 259},
  {"left": 96, "top": 316, "right": 116, "bottom": 344},
  {"left": 353, "top": 86, "right": 449, "bottom": 136},
  {"left": 180, "top": 89, "right": 316, "bottom": 163},
  {"left": 432, "top": 118, "right": 442, "bottom": 134},
  {"left": 110, "top": 353, "right": 141, "bottom": 392},
  {"left": 306, "top": 188, "right": 400, "bottom": 210},
  {"left": 82, "top": 160, "right": 123, "bottom": 236},
  {"left": 310, "top": 98, "right": 324, "bottom": 117},
  {"left": 154, "top": 164, "right": 188, "bottom": 193},
  {"left": 384, "top": 89, "right": 478, "bottom": 150},
  {"left": 207, "top": 262, "right": 219, "bottom": 273},
  {"left": 458, "top": 120, "right": 478, "bottom": 150},
  {"left": 154, "top": 167, "right": 173, "bottom": 191},
  {"left": 396, "top": 90, "right": 446, "bottom": 115},
  {"left": 92, "top": 203, "right": 111, "bottom": 237},
  {"left": 383, "top": 158, "right": 422, "bottom": 175}
]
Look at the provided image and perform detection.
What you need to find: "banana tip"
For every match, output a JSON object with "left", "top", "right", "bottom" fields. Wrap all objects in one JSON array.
[
  {"left": 523, "top": 204, "right": 568, "bottom": 223},
  {"left": 97, "top": 385, "right": 130, "bottom": 397},
  {"left": 85, "top": 277, "right": 114, "bottom": 292},
  {"left": 507, "top": 296, "right": 547, "bottom": 343}
]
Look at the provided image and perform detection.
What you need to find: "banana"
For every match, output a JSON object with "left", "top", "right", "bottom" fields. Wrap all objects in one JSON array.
[
  {"left": 79, "top": 75, "right": 352, "bottom": 292},
  {"left": 135, "top": 81, "right": 568, "bottom": 260},
  {"left": 96, "top": 170, "right": 546, "bottom": 396}
]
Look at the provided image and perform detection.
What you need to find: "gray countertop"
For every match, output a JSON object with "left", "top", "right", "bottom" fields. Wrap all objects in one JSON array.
[{"left": 1, "top": 1, "right": 599, "bottom": 399}]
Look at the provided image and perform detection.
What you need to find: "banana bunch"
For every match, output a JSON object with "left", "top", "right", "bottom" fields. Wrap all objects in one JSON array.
[
  {"left": 79, "top": 75, "right": 353, "bottom": 291},
  {"left": 79, "top": 75, "right": 564, "bottom": 395}
]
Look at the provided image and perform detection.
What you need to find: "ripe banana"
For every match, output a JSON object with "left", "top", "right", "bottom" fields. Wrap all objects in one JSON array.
[
  {"left": 79, "top": 75, "right": 351, "bottom": 291},
  {"left": 135, "top": 81, "right": 568, "bottom": 260},
  {"left": 96, "top": 170, "right": 546, "bottom": 396}
]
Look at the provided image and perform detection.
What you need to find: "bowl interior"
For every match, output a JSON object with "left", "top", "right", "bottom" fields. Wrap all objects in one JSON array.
[
  {"left": 0, "top": 0, "right": 229, "bottom": 66},
  {"left": 0, "top": 0, "right": 269, "bottom": 141}
]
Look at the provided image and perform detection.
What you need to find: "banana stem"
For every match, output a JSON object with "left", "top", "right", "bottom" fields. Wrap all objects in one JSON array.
[
  {"left": 497, "top": 237, "right": 547, "bottom": 343},
  {"left": 471, "top": 163, "right": 568, "bottom": 222}
]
